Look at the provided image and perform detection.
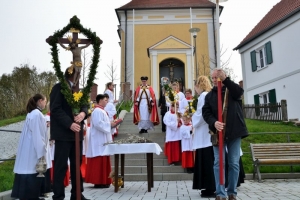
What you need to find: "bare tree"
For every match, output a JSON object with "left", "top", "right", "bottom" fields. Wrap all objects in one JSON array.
[
  {"left": 79, "top": 49, "right": 92, "bottom": 88},
  {"left": 104, "top": 60, "right": 119, "bottom": 83},
  {"left": 198, "top": 45, "right": 237, "bottom": 81}
]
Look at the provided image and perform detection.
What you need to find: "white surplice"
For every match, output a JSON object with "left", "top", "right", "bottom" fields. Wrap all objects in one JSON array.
[
  {"left": 14, "top": 109, "right": 51, "bottom": 174},
  {"left": 104, "top": 102, "right": 117, "bottom": 135},
  {"left": 86, "top": 107, "right": 113, "bottom": 157},
  {"left": 180, "top": 124, "right": 193, "bottom": 152},
  {"left": 136, "top": 86, "right": 154, "bottom": 130},
  {"left": 104, "top": 89, "right": 114, "bottom": 104},
  {"left": 192, "top": 91, "right": 212, "bottom": 150},
  {"left": 163, "top": 111, "right": 181, "bottom": 142}
]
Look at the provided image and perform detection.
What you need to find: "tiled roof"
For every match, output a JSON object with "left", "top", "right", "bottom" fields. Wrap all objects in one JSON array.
[
  {"left": 234, "top": 0, "right": 300, "bottom": 50},
  {"left": 117, "top": 0, "right": 216, "bottom": 10}
]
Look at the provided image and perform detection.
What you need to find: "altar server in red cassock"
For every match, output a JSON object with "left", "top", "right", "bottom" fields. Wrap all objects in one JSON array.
[
  {"left": 163, "top": 103, "right": 181, "bottom": 165},
  {"left": 180, "top": 115, "right": 194, "bottom": 173},
  {"left": 133, "top": 76, "right": 159, "bottom": 133},
  {"left": 85, "top": 94, "right": 116, "bottom": 188}
]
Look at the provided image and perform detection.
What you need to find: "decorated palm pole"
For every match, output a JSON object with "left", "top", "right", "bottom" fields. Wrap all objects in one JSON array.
[
  {"left": 46, "top": 16, "right": 102, "bottom": 199},
  {"left": 217, "top": 78, "right": 224, "bottom": 185}
]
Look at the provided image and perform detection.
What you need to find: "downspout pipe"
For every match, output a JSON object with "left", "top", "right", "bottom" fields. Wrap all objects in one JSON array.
[
  {"left": 125, "top": 10, "right": 128, "bottom": 82},
  {"left": 212, "top": 8, "right": 217, "bottom": 68}
]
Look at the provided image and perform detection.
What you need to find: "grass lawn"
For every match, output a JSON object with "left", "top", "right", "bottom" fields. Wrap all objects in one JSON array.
[
  {"left": 0, "top": 160, "right": 15, "bottom": 192},
  {"left": 242, "top": 119, "right": 300, "bottom": 174}
]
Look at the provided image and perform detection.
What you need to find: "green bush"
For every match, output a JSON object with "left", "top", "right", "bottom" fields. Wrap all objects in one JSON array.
[{"left": 116, "top": 100, "right": 133, "bottom": 115}]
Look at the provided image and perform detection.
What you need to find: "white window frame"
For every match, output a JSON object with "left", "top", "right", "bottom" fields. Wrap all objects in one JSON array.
[
  {"left": 255, "top": 46, "right": 268, "bottom": 71},
  {"left": 259, "top": 91, "right": 269, "bottom": 104}
]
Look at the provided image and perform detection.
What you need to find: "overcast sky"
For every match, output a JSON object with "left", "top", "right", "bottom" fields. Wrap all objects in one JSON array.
[{"left": 0, "top": 0, "right": 280, "bottom": 94}]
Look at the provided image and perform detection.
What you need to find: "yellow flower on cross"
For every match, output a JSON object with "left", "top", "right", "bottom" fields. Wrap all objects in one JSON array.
[{"left": 73, "top": 91, "right": 83, "bottom": 102}]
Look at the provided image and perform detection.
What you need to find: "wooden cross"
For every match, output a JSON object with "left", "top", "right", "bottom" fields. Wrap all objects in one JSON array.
[{"left": 46, "top": 28, "right": 92, "bottom": 92}]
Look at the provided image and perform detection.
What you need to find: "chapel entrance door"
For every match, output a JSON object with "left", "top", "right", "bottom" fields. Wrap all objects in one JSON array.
[{"left": 159, "top": 58, "right": 185, "bottom": 92}]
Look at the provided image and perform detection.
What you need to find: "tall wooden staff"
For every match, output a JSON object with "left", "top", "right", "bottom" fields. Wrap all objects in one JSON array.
[{"left": 217, "top": 78, "right": 224, "bottom": 185}]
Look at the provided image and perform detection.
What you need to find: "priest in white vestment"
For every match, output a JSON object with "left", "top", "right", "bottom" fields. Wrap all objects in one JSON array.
[{"left": 85, "top": 94, "right": 116, "bottom": 188}]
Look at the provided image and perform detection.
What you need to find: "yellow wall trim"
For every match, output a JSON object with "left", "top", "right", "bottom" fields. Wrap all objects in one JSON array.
[
  {"left": 196, "top": 15, "right": 212, "bottom": 18},
  {"left": 174, "top": 15, "right": 190, "bottom": 19},
  {"left": 128, "top": 16, "right": 143, "bottom": 20},
  {"left": 148, "top": 16, "right": 164, "bottom": 19}
]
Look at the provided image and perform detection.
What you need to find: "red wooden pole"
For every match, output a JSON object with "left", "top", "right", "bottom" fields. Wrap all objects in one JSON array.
[
  {"left": 75, "top": 131, "right": 81, "bottom": 200},
  {"left": 217, "top": 78, "right": 224, "bottom": 185}
]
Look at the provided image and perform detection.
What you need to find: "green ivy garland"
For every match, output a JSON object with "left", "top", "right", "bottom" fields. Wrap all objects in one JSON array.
[{"left": 47, "top": 16, "right": 102, "bottom": 112}]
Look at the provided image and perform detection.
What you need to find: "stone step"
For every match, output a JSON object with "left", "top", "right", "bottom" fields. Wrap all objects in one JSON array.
[
  {"left": 121, "top": 173, "right": 193, "bottom": 181},
  {"left": 110, "top": 158, "right": 171, "bottom": 166},
  {"left": 111, "top": 166, "right": 185, "bottom": 174},
  {"left": 110, "top": 153, "right": 166, "bottom": 159}
]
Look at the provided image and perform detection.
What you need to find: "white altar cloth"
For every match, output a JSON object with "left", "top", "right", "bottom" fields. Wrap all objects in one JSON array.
[{"left": 103, "top": 143, "right": 162, "bottom": 155}]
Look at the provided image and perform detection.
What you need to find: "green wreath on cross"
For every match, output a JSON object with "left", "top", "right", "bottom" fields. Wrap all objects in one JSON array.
[{"left": 47, "top": 16, "right": 102, "bottom": 113}]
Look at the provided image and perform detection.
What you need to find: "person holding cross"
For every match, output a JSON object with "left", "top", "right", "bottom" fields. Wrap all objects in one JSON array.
[
  {"left": 50, "top": 67, "right": 89, "bottom": 200},
  {"left": 202, "top": 69, "right": 248, "bottom": 200},
  {"left": 58, "top": 36, "right": 91, "bottom": 87}
]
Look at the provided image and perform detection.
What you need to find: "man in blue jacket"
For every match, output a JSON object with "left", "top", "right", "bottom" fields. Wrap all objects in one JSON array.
[{"left": 202, "top": 68, "right": 248, "bottom": 200}]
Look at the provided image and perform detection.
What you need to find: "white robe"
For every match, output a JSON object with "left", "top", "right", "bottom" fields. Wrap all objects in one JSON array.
[
  {"left": 136, "top": 86, "right": 154, "bottom": 130},
  {"left": 86, "top": 107, "right": 112, "bottom": 157},
  {"left": 104, "top": 89, "right": 114, "bottom": 104},
  {"left": 180, "top": 124, "right": 193, "bottom": 152},
  {"left": 14, "top": 109, "right": 51, "bottom": 174},
  {"left": 163, "top": 111, "right": 181, "bottom": 142},
  {"left": 192, "top": 92, "right": 212, "bottom": 150},
  {"left": 104, "top": 102, "right": 117, "bottom": 135}
]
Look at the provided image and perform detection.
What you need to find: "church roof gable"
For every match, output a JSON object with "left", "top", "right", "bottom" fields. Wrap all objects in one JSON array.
[
  {"left": 148, "top": 35, "right": 192, "bottom": 50},
  {"left": 234, "top": 0, "right": 300, "bottom": 50},
  {"left": 117, "top": 0, "right": 216, "bottom": 10}
]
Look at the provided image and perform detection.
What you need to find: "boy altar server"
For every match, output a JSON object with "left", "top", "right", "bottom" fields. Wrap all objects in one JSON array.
[
  {"left": 179, "top": 114, "right": 194, "bottom": 173},
  {"left": 163, "top": 103, "right": 181, "bottom": 165},
  {"left": 85, "top": 94, "right": 116, "bottom": 188}
]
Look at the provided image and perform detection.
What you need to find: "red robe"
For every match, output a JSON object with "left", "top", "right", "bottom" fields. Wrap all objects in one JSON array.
[{"left": 133, "top": 85, "right": 159, "bottom": 125}]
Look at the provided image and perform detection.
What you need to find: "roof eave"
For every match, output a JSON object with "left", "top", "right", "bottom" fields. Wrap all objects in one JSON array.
[
  {"left": 116, "top": 6, "right": 217, "bottom": 11},
  {"left": 234, "top": 7, "right": 300, "bottom": 51}
]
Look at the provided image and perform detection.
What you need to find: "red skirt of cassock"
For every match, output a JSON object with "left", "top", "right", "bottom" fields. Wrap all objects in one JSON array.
[
  {"left": 50, "top": 161, "right": 70, "bottom": 187},
  {"left": 181, "top": 151, "right": 194, "bottom": 168},
  {"left": 81, "top": 155, "right": 86, "bottom": 179},
  {"left": 85, "top": 156, "right": 112, "bottom": 185},
  {"left": 166, "top": 141, "right": 181, "bottom": 164}
]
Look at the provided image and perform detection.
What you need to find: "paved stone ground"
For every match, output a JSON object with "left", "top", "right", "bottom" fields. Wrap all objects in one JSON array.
[
  {"left": 37, "top": 179, "right": 300, "bottom": 200},
  {"left": 0, "top": 122, "right": 23, "bottom": 160}
]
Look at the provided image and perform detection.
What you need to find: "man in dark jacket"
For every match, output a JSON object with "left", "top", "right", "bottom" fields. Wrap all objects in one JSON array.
[
  {"left": 202, "top": 69, "right": 248, "bottom": 200},
  {"left": 50, "top": 68, "right": 89, "bottom": 200},
  {"left": 158, "top": 89, "right": 167, "bottom": 132}
]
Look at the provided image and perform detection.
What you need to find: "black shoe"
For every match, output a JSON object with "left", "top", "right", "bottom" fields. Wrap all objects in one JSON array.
[
  {"left": 144, "top": 129, "right": 148, "bottom": 133},
  {"left": 94, "top": 184, "right": 103, "bottom": 188},
  {"left": 139, "top": 129, "right": 143, "bottom": 134},
  {"left": 70, "top": 195, "right": 90, "bottom": 200},
  {"left": 200, "top": 189, "right": 216, "bottom": 198},
  {"left": 186, "top": 168, "right": 194, "bottom": 173}
]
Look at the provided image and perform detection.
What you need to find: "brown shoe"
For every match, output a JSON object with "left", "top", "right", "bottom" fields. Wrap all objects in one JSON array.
[
  {"left": 215, "top": 196, "right": 226, "bottom": 200},
  {"left": 228, "top": 194, "right": 237, "bottom": 200}
]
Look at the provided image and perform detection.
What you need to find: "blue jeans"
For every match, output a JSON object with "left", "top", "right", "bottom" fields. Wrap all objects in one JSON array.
[{"left": 213, "top": 137, "right": 241, "bottom": 198}]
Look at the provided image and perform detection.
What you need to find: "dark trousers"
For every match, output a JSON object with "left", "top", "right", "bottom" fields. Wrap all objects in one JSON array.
[
  {"left": 52, "top": 140, "right": 83, "bottom": 200},
  {"left": 161, "top": 114, "right": 166, "bottom": 132}
]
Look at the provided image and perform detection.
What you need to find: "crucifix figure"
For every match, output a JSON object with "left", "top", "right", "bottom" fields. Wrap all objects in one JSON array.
[{"left": 46, "top": 28, "right": 92, "bottom": 90}]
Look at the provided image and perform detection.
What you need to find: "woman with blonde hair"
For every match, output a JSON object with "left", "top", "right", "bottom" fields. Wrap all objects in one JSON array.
[{"left": 192, "top": 76, "right": 216, "bottom": 198}]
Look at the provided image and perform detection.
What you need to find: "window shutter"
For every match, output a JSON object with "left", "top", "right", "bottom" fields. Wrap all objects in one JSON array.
[
  {"left": 268, "top": 89, "right": 277, "bottom": 112},
  {"left": 250, "top": 50, "right": 257, "bottom": 72},
  {"left": 265, "top": 41, "right": 273, "bottom": 64},
  {"left": 254, "top": 94, "right": 260, "bottom": 116}
]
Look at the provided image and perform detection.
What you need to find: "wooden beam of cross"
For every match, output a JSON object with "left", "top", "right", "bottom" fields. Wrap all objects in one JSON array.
[{"left": 46, "top": 28, "right": 92, "bottom": 92}]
